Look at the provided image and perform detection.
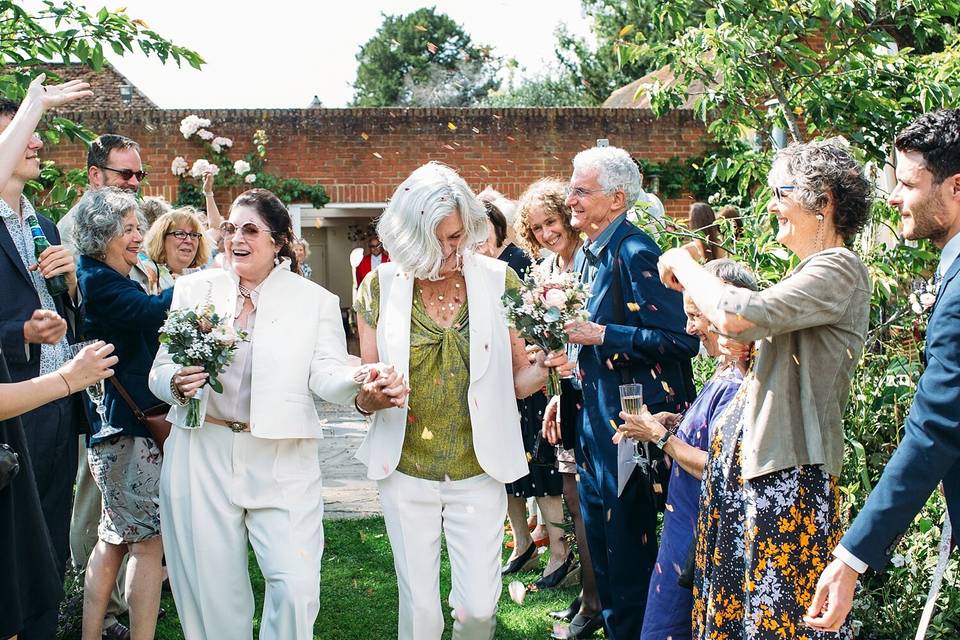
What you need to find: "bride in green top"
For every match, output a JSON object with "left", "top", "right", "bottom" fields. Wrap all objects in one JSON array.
[{"left": 354, "top": 162, "right": 570, "bottom": 640}]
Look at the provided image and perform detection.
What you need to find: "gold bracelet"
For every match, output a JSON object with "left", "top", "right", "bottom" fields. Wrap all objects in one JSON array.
[{"left": 56, "top": 371, "right": 73, "bottom": 395}]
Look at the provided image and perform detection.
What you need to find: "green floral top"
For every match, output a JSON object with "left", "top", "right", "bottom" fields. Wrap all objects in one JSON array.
[{"left": 354, "top": 268, "right": 520, "bottom": 481}]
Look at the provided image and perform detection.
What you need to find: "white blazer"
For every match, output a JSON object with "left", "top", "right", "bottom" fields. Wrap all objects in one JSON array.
[
  {"left": 148, "top": 262, "right": 358, "bottom": 439},
  {"left": 355, "top": 253, "right": 528, "bottom": 484}
]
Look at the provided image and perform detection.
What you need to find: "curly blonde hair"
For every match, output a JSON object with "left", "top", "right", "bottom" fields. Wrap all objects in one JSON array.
[
  {"left": 144, "top": 207, "right": 210, "bottom": 269},
  {"left": 514, "top": 177, "right": 579, "bottom": 259}
]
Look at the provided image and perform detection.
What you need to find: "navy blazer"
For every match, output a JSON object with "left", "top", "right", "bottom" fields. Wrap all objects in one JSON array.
[
  {"left": 576, "top": 219, "right": 699, "bottom": 438},
  {"left": 77, "top": 256, "right": 173, "bottom": 444},
  {"left": 842, "top": 255, "right": 960, "bottom": 570}
]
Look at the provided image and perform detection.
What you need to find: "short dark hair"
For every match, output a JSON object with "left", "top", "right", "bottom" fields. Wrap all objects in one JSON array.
[
  {"left": 895, "top": 109, "right": 960, "bottom": 184},
  {"left": 484, "top": 201, "right": 507, "bottom": 248},
  {"left": 704, "top": 259, "right": 759, "bottom": 292},
  {"left": 87, "top": 134, "right": 140, "bottom": 169},
  {"left": 0, "top": 99, "right": 20, "bottom": 119},
  {"left": 231, "top": 189, "right": 299, "bottom": 273}
]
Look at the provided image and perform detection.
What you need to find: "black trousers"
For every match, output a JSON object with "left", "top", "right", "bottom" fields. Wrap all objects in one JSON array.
[{"left": 19, "top": 394, "right": 79, "bottom": 640}]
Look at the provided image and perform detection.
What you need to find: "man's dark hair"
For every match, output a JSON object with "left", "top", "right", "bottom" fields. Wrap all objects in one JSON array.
[
  {"left": 87, "top": 134, "right": 140, "bottom": 169},
  {"left": 0, "top": 99, "right": 21, "bottom": 119},
  {"left": 895, "top": 109, "right": 960, "bottom": 184},
  {"left": 484, "top": 201, "right": 507, "bottom": 248}
]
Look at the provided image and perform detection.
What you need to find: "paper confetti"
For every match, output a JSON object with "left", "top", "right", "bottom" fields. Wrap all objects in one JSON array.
[
  {"left": 372, "top": 152, "right": 383, "bottom": 159},
  {"left": 627, "top": 302, "right": 641, "bottom": 312},
  {"left": 421, "top": 427, "right": 434, "bottom": 440},
  {"left": 360, "top": 132, "right": 369, "bottom": 140},
  {"left": 447, "top": 122, "right": 457, "bottom": 131}
]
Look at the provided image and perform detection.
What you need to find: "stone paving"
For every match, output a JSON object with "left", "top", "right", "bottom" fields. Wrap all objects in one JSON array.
[{"left": 315, "top": 400, "right": 382, "bottom": 520}]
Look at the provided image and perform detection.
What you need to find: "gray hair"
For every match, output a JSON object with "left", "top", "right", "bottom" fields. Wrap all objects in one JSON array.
[
  {"left": 72, "top": 187, "right": 145, "bottom": 258},
  {"left": 768, "top": 137, "right": 871, "bottom": 241},
  {"left": 478, "top": 186, "right": 518, "bottom": 225},
  {"left": 704, "top": 259, "right": 759, "bottom": 291},
  {"left": 572, "top": 146, "right": 642, "bottom": 209},
  {"left": 376, "top": 162, "right": 488, "bottom": 280}
]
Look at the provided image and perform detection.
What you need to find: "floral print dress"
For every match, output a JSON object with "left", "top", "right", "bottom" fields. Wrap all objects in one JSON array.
[{"left": 692, "top": 375, "right": 852, "bottom": 640}]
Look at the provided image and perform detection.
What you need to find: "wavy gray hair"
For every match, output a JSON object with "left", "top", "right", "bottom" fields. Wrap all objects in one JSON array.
[
  {"left": 72, "top": 187, "right": 145, "bottom": 258},
  {"left": 572, "top": 146, "right": 642, "bottom": 208},
  {"left": 768, "top": 137, "right": 871, "bottom": 241},
  {"left": 704, "top": 258, "right": 759, "bottom": 291},
  {"left": 376, "top": 162, "right": 488, "bottom": 280}
]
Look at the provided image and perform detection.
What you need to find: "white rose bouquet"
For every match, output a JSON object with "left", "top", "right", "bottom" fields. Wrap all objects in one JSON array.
[
  {"left": 159, "top": 303, "right": 248, "bottom": 428},
  {"left": 502, "top": 262, "right": 590, "bottom": 397}
]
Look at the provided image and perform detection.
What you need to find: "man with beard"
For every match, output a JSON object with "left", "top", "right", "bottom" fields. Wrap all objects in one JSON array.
[
  {"left": 58, "top": 133, "right": 145, "bottom": 640},
  {"left": 806, "top": 109, "right": 960, "bottom": 631}
]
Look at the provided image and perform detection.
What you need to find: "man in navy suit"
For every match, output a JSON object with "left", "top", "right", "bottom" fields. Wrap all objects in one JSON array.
[
  {"left": 806, "top": 109, "right": 960, "bottom": 631},
  {"left": 561, "top": 145, "right": 698, "bottom": 639},
  {"left": 1, "top": 97, "right": 84, "bottom": 639}
]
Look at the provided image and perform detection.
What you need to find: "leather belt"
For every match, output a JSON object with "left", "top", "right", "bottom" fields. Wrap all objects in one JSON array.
[{"left": 205, "top": 416, "right": 250, "bottom": 433}]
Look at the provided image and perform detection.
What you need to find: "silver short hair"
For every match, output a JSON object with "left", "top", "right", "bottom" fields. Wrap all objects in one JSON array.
[
  {"left": 72, "top": 187, "right": 144, "bottom": 258},
  {"left": 704, "top": 258, "right": 759, "bottom": 291},
  {"left": 572, "top": 146, "right": 642, "bottom": 209},
  {"left": 376, "top": 162, "right": 488, "bottom": 280}
]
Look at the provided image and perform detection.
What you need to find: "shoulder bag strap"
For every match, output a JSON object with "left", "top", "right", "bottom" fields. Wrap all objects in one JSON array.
[{"left": 108, "top": 376, "right": 146, "bottom": 420}]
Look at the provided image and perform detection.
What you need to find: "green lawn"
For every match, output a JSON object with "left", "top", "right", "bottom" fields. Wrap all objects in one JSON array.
[{"left": 137, "top": 517, "right": 581, "bottom": 639}]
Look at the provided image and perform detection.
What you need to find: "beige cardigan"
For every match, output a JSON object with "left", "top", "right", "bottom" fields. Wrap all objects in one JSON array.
[{"left": 719, "top": 247, "right": 871, "bottom": 479}]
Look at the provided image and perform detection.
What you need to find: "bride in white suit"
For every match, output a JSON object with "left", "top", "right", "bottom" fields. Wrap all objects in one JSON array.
[
  {"left": 354, "top": 163, "right": 571, "bottom": 640},
  {"left": 149, "top": 188, "right": 403, "bottom": 640}
]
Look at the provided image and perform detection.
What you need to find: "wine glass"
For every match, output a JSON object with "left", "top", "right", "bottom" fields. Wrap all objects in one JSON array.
[
  {"left": 618, "top": 383, "right": 648, "bottom": 464},
  {"left": 69, "top": 341, "right": 122, "bottom": 439}
]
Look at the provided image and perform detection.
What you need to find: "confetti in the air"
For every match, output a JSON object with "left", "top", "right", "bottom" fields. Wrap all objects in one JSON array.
[
  {"left": 360, "top": 132, "right": 369, "bottom": 140},
  {"left": 372, "top": 152, "right": 383, "bottom": 159},
  {"left": 447, "top": 122, "right": 457, "bottom": 131}
]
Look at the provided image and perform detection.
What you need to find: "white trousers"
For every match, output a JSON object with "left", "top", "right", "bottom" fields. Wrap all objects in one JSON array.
[
  {"left": 159, "top": 424, "right": 325, "bottom": 640},
  {"left": 378, "top": 471, "right": 507, "bottom": 640}
]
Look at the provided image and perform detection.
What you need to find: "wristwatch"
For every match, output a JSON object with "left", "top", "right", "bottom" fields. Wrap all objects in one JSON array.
[{"left": 655, "top": 428, "right": 673, "bottom": 450}]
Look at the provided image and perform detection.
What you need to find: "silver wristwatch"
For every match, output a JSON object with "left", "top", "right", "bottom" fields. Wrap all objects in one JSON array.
[{"left": 655, "top": 429, "right": 673, "bottom": 450}]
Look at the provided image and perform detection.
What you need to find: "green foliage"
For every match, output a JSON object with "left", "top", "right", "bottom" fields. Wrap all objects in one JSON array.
[
  {"left": 1, "top": 0, "right": 204, "bottom": 220},
  {"left": 480, "top": 71, "right": 593, "bottom": 107},
  {"left": 624, "top": 0, "right": 960, "bottom": 162},
  {"left": 555, "top": 0, "right": 705, "bottom": 104},
  {"left": 351, "top": 7, "right": 498, "bottom": 107}
]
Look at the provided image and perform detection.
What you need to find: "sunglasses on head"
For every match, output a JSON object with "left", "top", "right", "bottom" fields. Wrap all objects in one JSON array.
[
  {"left": 219, "top": 221, "right": 273, "bottom": 239},
  {"left": 99, "top": 166, "right": 147, "bottom": 181}
]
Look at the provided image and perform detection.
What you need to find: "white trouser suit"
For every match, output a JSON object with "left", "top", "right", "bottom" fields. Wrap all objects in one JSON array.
[
  {"left": 357, "top": 256, "right": 529, "bottom": 640},
  {"left": 149, "top": 265, "right": 358, "bottom": 640}
]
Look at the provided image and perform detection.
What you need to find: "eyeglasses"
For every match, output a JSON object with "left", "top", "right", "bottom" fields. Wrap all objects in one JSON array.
[
  {"left": 166, "top": 230, "right": 203, "bottom": 243},
  {"left": 99, "top": 166, "right": 147, "bottom": 181},
  {"left": 565, "top": 185, "right": 603, "bottom": 199},
  {"left": 219, "top": 221, "right": 272, "bottom": 240},
  {"left": 773, "top": 185, "right": 797, "bottom": 202}
]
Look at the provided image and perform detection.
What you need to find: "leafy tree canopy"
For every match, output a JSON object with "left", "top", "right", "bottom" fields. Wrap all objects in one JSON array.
[
  {"left": 351, "top": 7, "right": 498, "bottom": 107},
  {"left": 480, "top": 69, "right": 593, "bottom": 107}
]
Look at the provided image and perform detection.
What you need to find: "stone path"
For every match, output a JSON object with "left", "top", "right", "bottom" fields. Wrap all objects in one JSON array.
[{"left": 315, "top": 400, "right": 382, "bottom": 520}]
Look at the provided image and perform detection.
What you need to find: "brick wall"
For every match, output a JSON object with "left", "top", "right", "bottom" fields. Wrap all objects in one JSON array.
[{"left": 42, "top": 107, "right": 709, "bottom": 218}]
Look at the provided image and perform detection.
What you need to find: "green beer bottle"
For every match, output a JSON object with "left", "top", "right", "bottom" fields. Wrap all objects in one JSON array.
[{"left": 26, "top": 214, "right": 69, "bottom": 297}]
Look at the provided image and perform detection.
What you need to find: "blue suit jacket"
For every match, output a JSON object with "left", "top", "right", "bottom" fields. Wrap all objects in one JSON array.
[
  {"left": 77, "top": 256, "right": 173, "bottom": 443},
  {"left": 576, "top": 219, "right": 699, "bottom": 449},
  {"left": 842, "top": 255, "right": 960, "bottom": 570}
]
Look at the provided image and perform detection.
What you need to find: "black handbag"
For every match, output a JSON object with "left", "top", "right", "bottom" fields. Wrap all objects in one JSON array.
[
  {"left": 609, "top": 231, "right": 671, "bottom": 512},
  {"left": 0, "top": 443, "right": 20, "bottom": 491}
]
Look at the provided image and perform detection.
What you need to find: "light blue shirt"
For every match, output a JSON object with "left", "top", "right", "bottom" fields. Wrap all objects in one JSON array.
[{"left": 937, "top": 230, "right": 960, "bottom": 281}]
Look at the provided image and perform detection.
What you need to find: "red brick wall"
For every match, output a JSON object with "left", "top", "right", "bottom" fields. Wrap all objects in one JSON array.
[{"left": 43, "top": 107, "right": 709, "bottom": 218}]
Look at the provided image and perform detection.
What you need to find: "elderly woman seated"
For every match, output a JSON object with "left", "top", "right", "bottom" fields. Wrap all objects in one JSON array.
[
  {"left": 618, "top": 259, "right": 757, "bottom": 640},
  {"left": 73, "top": 187, "right": 173, "bottom": 640}
]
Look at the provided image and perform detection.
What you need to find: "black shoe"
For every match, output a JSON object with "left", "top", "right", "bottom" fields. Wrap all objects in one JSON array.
[
  {"left": 549, "top": 595, "right": 581, "bottom": 621},
  {"left": 568, "top": 612, "right": 603, "bottom": 638},
  {"left": 534, "top": 552, "right": 578, "bottom": 590},
  {"left": 501, "top": 542, "right": 539, "bottom": 575}
]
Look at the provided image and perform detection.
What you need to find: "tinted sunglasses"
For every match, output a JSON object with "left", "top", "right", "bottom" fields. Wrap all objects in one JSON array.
[
  {"left": 219, "top": 221, "right": 273, "bottom": 240},
  {"left": 99, "top": 166, "right": 147, "bottom": 181}
]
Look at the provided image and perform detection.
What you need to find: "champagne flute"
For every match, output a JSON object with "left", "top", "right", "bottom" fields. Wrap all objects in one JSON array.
[
  {"left": 618, "top": 383, "right": 647, "bottom": 464},
  {"left": 69, "top": 341, "right": 122, "bottom": 438}
]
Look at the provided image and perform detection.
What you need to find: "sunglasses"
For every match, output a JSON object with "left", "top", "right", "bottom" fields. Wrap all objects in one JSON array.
[
  {"left": 219, "top": 221, "right": 273, "bottom": 240},
  {"left": 773, "top": 185, "right": 797, "bottom": 202},
  {"left": 99, "top": 166, "right": 147, "bottom": 181},
  {"left": 166, "top": 230, "right": 203, "bottom": 242}
]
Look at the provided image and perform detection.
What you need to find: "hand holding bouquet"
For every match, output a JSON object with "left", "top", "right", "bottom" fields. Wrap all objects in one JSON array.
[
  {"left": 159, "top": 303, "right": 248, "bottom": 428},
  {"left": 502, "top": 263, "right": 591, "bottom": 397}
]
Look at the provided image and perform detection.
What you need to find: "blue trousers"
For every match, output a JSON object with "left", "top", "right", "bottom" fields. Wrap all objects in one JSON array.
[{"left": 576, "top": 414, "right": 659, "bottom": 640}]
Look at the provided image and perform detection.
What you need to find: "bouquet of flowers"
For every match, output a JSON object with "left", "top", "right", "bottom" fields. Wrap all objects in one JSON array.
[
  {"left": 502, "top": 263, "right": 591, "bottom": 397},
  {"left": 158, "top": 303, "right": 247, "bottom": 428}
]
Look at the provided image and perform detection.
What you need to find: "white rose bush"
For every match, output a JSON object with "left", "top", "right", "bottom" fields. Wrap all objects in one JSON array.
[{"left": 501, "top": 261, "right": 590, "bottom": 397}]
